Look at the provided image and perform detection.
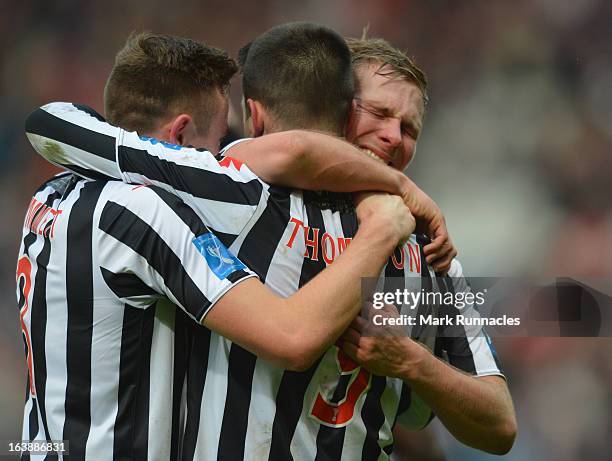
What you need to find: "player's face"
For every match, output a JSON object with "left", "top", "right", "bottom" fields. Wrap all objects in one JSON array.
[{"left": 346, "top": 63, "right": 425, "bottom": 170}]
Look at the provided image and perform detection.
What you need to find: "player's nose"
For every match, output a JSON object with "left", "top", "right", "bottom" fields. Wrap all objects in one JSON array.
[{"left": 377, "top": 118, "right": 402, "bottom": 150}]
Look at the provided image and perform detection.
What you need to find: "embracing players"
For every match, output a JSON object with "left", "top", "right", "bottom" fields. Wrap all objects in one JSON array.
[{"left": 23, "top": 23, "right": 515, "bottom": 460}]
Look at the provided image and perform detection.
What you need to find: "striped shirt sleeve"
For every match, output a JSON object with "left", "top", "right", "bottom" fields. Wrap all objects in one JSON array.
[
  {"left": 396, "top": 260, "right": 504, "bottom": 431},
  {"left": 26, "top": 102, "right": 121, "bottom": 180},
  {"left": 436, "top": 259, "right": 504, "bottom": 378},
  {"left": 25, "top": 102, "right": 270, "bottom": 238},
  {"left": 96, "top": 182, "right": 257, "bottom": 324},
  {"left": 395, "top": 388, "right": 436, "bottom": 431}
]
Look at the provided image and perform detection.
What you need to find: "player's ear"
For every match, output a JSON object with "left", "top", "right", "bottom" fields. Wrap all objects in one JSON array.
[
  {"left": 168, "top": 114, "right": 195, "bottom": 146},
  {"left": 246, "top": 99, "right": 265, "bottom": 138},
  {"left": 344, "top": 99, "right": 358, "bottom": 137}
]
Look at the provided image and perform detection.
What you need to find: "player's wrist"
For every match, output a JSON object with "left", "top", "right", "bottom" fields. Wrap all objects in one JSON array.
[
  {"left": 356, "top": 218, "right": 401, "bottom": 253},
  {"left": 397, "top": 172, "right": 414, "bottom": 202},
  {"left": 378, "top": 168, "right": 407, "bottom": 199},
  {"left": 399, "top": 176, "right": 435, "bottom": 220},
  {"left": 397, "top": 339, "right": 432, "bottom": 383}
]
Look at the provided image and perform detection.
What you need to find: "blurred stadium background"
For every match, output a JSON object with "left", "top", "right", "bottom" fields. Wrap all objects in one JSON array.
[{"left": 1, "top": 1, "right": 611, "bottom": 459}]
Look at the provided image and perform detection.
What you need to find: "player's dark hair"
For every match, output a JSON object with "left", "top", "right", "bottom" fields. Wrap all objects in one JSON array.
[
  {"left": 104, "top": 32, "right": 237, "bottom": 134},
  {"left": 239, "top": 22, "right": 354, "bottom": 134}
]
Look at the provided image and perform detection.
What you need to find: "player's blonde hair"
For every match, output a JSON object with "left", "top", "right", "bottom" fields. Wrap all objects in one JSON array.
[{"left": 347, "top": 32, "right": 429, "bottom": 106}]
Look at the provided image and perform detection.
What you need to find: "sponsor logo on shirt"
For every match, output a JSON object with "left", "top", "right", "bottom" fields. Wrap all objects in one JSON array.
[{"left": 193, "top": 233, "right": 246, "bottom": 279}]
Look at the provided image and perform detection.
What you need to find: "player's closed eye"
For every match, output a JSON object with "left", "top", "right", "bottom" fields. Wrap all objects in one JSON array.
[{"left": 355, "top": 100, "right": 385, "bottom": 120}]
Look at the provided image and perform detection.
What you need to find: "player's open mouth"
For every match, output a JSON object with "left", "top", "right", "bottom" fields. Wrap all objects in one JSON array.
[{"left": 360, "top": 148, "right": 392, "bottom": 166}]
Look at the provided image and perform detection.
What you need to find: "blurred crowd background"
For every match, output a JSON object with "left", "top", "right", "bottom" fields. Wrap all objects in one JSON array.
[{"left": 1, "top": 1, "right": 611, "bottom": 459}]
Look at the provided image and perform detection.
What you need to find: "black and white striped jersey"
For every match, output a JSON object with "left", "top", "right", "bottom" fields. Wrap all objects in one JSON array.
[
  {"left": 26, "top": 102, "right": 267, "bottom": 245},
  {"left": 16, "top": 172, "right": 256, "bottom": 461},
  {"left": 25, "top": 102, "right": 503, "bottom": 460}
]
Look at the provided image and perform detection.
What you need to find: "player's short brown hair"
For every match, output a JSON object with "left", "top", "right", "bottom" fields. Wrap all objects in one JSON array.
[
  {"left": 347, "top": 34, "right": 429, "bottom": 106},
  {"left": 104, "top": 32, "right": 238, "bottom": 134},
  {"left": 239, "top": 22, "right": 354, "bottom": 134}
]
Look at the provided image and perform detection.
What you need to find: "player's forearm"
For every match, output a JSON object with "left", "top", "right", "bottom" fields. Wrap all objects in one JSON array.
[
  {"left": 203, "top": 221, "right": 399, "bottom": 371},
  {"left": 401, "top": 345, "right": 517, "bottom": 454},
  {"left": 25, "top": 103, "right": 122, "bottom": 180},
  {"left": 255, "top": 131, "right": 454, "bottom": 268},
  {"left": 228, "top": 130, "right": 406, "bottom": 195},
  {"left": 281, "top": 221, "right": 399, "bottom": 369}
]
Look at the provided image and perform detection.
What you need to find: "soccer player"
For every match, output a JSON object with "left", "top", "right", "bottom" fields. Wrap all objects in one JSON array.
[
  {"left": 341, "top": 36, "right": 517, "bottom": 455},
  {"left": 26, "top": 25, "right": 514, "bottom": 458},
  {"left": 17, "top": 33, "right": 417, "bottom": 461}
]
